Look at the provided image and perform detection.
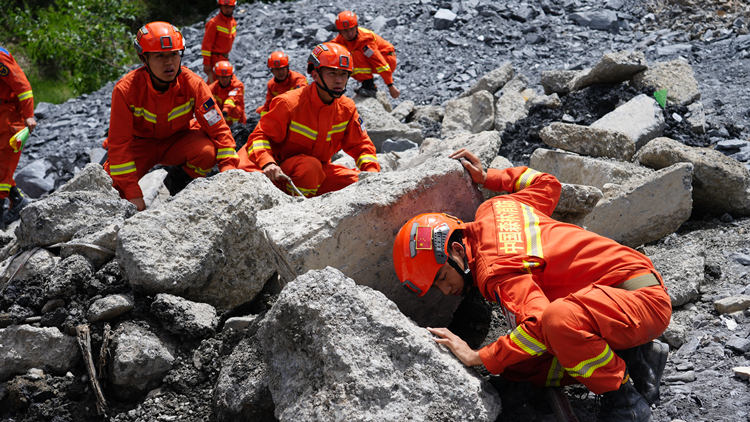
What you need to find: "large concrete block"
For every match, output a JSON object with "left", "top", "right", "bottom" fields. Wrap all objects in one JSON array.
[
  {"left": 635, "top": 137, "right": 750, "bottom": 216},
  {"left": 117, "top": 171, "right": 291, "bottom": 309},
  {"left": 530, "top": 148, "right": 652, "bottom": 189},
  {"left": 441, "top": 90, "right": 495, "bottom": 139},
  {"left": 632, "top": 59, "right": 701, "bottom": 106},
  {"left": 582, "top": 163, "right": 693, "bottom": 247},
  {"left": 256, "top": 158, "right": 485, "bottom": 326},
  {"left": 590, "top": 94, "right": 665, "bottom": 149},
  {"left": 411, "top": 130, "right": 502, "bottom": 171},
  {"left": 461, "top": 61, "right": 514, "bottom": 97},
  {"left": 551, "top": 183, "right": 604, "bottom": 225},
  {"left": 494, "top": 76, "right": 532, "bottom": 132},
  {"left": 540, "top": 122, "right": 635, "bottom": 160},
  {"left": 541, "top": 50, "right": 647, "bottom": 94},
  {"left": 0, "top": 325, "right": 80, "bottom": 381},
  {"left": 259, "top": 267, "right": 502, "bottom": 421},
  {"left": 354, "top": 96, "right": 424, "bottom": 149}
]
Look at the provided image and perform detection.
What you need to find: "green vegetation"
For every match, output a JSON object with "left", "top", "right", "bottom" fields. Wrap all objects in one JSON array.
[{"left": 0, "top": 0, "right": 257, "bottom": 103}]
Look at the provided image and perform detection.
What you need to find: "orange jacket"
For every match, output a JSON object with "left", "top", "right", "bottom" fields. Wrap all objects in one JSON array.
[
  {"left": 210, "top": 75, "right": 246, "bottom": 124},
  {"left": 107, "top": 66, "right": 238, "bottom": 199},
  {"left": 331, "top": 28, "right": 395, "bottom": 84},
  {"left": 255, "top": 70, "right": 308, "bottom": 114},
  {"left": 246, "top": 83, "right": 380, "bottom": 172},
  {"left": 466, "top": 167, "right": 658, "bottom": 375},
  {"left": 201, "top": 12, "right": 237, "bottom": 66},
  {"left": 0, "top": 46, "right": 34, "bottom": 123}
]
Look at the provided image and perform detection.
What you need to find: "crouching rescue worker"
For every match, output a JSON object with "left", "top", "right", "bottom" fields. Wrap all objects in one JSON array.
[
  {"left": 331, "top": 10, "right": 399, "bottom": 98},
  {"left": 255, "top": 50, "right": 308, "bottom": 115},
  {"left": 237, "top": 42, "right": 380, "bottom": 198},
  {"left": 392, "top": 149, "right": 672, "bottom": 422},
  {"left": 0, "top": 46, "right": 35, "bottom": 229},
  {"left": 201, "top": 0, "right": 237, "bottom": 84},
  {"left": 209, "top": 60, "right": 246, "bottom": 125},
  {"left": 104, "top": 21, "right": 238, "bottom": 211}
]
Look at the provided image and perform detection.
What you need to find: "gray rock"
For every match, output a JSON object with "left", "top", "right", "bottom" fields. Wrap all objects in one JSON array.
[
  {"left": 117, "top": 171, "right": 291, "bottom": 309},
  {"left": 256, "top": 158, "right": 487, "bottom": 327},
  {"left": 582, "top": 163, "right": 694, "bottom": 247},
  {"left": 632, "top": 59, "right": 701, "bottom": 106},
  {"left": 434, "top": 8, "right": 458, "bottom": 30},
  {"left": 110, "top": 321, "right": 175, "bottom": 393},
  {"left": 569, "top": 10, "right": 621, "bottom": 32},
  {"left": 382, "top": 138, "right": 418, "bottom": 153},
  {"left": 441, "top": 90, "right": 495, "bottom": 138},
  {"left": 14, "top": 159, "right": 56, "bottom": 199},
  {"left": 494, "top": 76, "right": 533, "bottom": 132},
  {"left": 530, "top": 148, "right": 652, "bottom": 189},
  {"left": 15, "top": 190, "right": 135, "bottom": 248},
  {"left": 213, "top": 335, "right": 274, "bottom": 421},
  {"left": 222, "top": 315, "right": 259, "bottom": 333},
  {"left": 686, "top": 102, "right": 706, "bottom": 134},
  {"left": 647, "top": 241, "right": 705, "bottom": 307},
  {"left": 0, "top": 248, "right": 58, "bottom": 287},
  {"left": 55, "top": 163, "right": 118, "bottom": 195},
  {"left": 44, "top": 254, "right": 93, "bottom": 300},
  {"left": 391, "top": 100, "right": 415, "bottom": 122},
  {"left": 635, "top": 137, "right": 750, "bottom": 217},
  {"left": 58, "top": 222, "right": 119, "bottom": 269},
  {"left": 539, "top": 122, "right": 636, "bottom": 160},
  {"left": 590, "top": 94, "right": 665, "bottom": 149},
  {"left": 540, "top": 70, "right": 583, "bottom": 95},
  {"left": 354, "top": 97, "right": 424, "bottom": 149},
  {"left": 551, "top": 183, "right": 604, "bottom": 225},
  {"left": 714, "top": 295, "right": 750, "bottom": 315},
  {"left": 727, "top": 337, "right": 750, "bottom": 354},
  {"left": 0, "top": 325, "right": 79, "bottom": 381},
  {"left": 461, "top": 62, "right": 514, "bottom": 97},
  {"left": 259, "top": 267, "right": 502, "bottom": 421},
  {"left": 150, "top": 293, "right": 219, "bottom": 339},
  {"left": 409, "top": 130, "right": 502, "bottom": 171},
  {"left": 541, "top": 50, "right": 648, "bottom": 94},
  {"left": 87, "top": 293, "right": 135, "bottom": 322},
  {"left": 412, "top": 105, "right": 444, "bottom": 123}
]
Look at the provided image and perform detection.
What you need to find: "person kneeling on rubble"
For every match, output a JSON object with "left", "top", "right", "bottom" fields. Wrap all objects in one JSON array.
[
  {"left": 392, "top": 149, "right": 672, "bottom": 422},
  {"left": 237, "top": 42, "right": 380, "bottom": 198},
  {"left": 103, "top": 22, "right": 238, "bottom": 211}
]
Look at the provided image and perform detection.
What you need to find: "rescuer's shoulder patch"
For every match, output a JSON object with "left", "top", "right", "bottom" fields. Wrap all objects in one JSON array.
[
  {"left": 200, "top": 97, "right": 216, "bottom": 113},
  {"left": 204, "top": 108, "right": 221, "bottom": 126}
]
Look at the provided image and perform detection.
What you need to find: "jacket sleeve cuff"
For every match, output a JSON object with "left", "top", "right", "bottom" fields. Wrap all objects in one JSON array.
[
  {"left": 218, "top": 157, "right": 239, "bottom": 172},
  {"left": 478, "top": 345, "right": 504, "bottom": 374},
  {"left": 121, "top": 184, "right": 144, "bottom": 201},
  {"left": 382, "top": 73, "right": 394, "bottom": 85},
  {"left": 483, "top": 168, "right": 513, "bottom": 193}
]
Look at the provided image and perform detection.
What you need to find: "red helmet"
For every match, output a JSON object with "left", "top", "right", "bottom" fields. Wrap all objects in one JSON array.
[
  {"left": 392, "top": 213, "right": 465, "bottom": 296},
  {"left": 134, "top": 21, "right": 185, "bottom": 55},
  {"left": 335, "top": 10, "right": 358, "bottom": 31},
  {"left": 307, "top": 42, "right": 353, "bottom": 74},
  {"left": 218, "top": 0, "right": 236, "bottom": 5},
  {"left": 267, "top": 51, "right": 289, "bottom": 69},
  {"left": 213, "top": 60, "right": 234, "bottom": 77}
]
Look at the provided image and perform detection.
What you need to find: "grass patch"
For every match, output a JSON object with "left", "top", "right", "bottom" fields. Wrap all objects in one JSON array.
[{"left": 27, "top": 70, "right": 77, "bottom": 104}]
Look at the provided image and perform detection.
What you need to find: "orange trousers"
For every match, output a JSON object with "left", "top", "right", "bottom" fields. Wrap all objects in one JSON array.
[
  {"left": 104, "top": 128, "right": 216, "bottom": 199},
  {"left": 352, "top": 53, "right": 397, "bottom": 83},
  {"left": 503, "top": 283, "right": 671, "bottom": 394},
  {"left": 0, "top": 105, "right": 25, "bottom": 200},
  {"left": 237, "top": 150, "right": 359, "bottom": 197}
]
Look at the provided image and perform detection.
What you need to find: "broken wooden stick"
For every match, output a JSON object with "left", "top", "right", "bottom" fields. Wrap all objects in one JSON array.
[{"left": 76, "top": 324, "right": 108, "bottom": 415}]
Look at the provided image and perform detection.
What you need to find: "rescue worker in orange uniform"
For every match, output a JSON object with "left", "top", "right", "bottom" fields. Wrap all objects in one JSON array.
[
  {"left": 237, "top": 42, "right": 380, "bottom": 198},
  {"left": 255, "top": 51, "right": 308, "bottom": 116},
  {"left": 331, "top": 10, "right": 399, "bottom": 99},
  {"left": 209, "top": 60, "right": 246, "bottom": 125},
  {"left": 201, "top": 0, "right": 237, "bottom": 84},
  {"left": 104, "top": 21, "right": 238, "bottom": 211},
  {"left": 393, "top": 149, "right": 672, "bottom": 422},
  {"left": 0, "top": 46, "right": 35, "bottom": 229}
]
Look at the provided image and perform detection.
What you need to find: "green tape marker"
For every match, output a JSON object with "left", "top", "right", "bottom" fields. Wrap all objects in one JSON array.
[{"left": 653, "top": 89, "right": 668, "bottom": 109}]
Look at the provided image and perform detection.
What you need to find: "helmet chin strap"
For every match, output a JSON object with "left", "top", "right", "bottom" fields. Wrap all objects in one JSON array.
[
  {"left": 315, "top": 74, "right": 346, "bottom": 98},
  {"left": 447, "top": 250, "right": 473, "bottom": 294}
]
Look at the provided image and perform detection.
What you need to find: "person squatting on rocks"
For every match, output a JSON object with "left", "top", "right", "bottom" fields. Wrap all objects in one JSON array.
[
  {"left": 103, "top": 21, "right": 239, "bottom": 211},
  {"left": 393, "top": 149, "right": 672, "bottom": 422},
  {"left": 0, "top": 46, "right": 35, "bottom": 230},
  {"left": 201, "top": 0, "right": 237, "bottom": 84},
  {"left": 255, "top": 50, "right": 308, "bottom": 116},
  {"left": 209, "top": 60, "right": 246, "bottom": 126},
  {"left": 331, "top": 10, "right": 400, "bottom": 99},
  {"left": 237, "top": 42, "right": 380, "bottom": 198}
]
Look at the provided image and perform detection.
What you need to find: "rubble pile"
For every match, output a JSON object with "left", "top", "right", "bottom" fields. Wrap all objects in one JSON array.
[{"left": 2, "top": 0, "right": 750, "bottom": 421}]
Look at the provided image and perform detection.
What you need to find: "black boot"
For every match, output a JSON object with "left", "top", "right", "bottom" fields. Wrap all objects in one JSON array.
[
  {"left": 0, "top": 198, "right": 6, "bottom": 231},
  {"left": 355, "top": 78, "right": 377, "bottom": 97},
  {"left": 618, "top": 340, "right": 669, "bottom": 405},
  {"left": 163, "top": 166, "right": 193, "bottom": 196},
  {"left": 4, "top": 186, "right": 30, "bottom": 225},
  {"left": 597, "top": 378, "right": 652, "bottom": 422}
]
